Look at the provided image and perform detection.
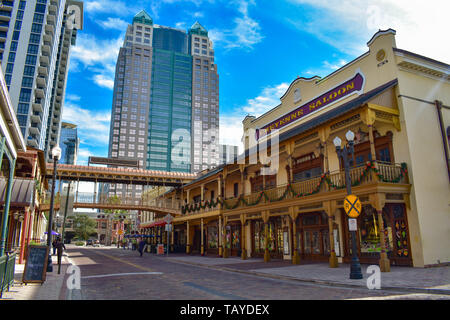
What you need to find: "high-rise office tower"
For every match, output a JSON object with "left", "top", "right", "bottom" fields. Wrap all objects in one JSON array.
[
  {"left": 189, "top": 22, "right": 219, "bottom": 172},
  {"left": 108, "top": 10, "right": 219, "bottom": 179},
  {"left": 59, "top": 121, "right": 79, "bottom": 164},
  {"left": 0, "top": 0, "right": 83, "bottom": 159}
]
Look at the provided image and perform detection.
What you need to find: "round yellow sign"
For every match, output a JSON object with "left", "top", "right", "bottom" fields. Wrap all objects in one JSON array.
[
  {"left": 344, "top": 194, "right": 362, "bottom": 218},
  {"left": 376, "top": 49, "right": 386, "bottom": 61}
]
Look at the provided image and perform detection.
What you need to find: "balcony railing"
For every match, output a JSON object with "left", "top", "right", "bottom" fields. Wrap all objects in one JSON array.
[
  {"left": 181, "top": 161, "right": 408, "bottom": 215},
  {"left": 73, "top": 192, "right": 182, "bottom": 211}
]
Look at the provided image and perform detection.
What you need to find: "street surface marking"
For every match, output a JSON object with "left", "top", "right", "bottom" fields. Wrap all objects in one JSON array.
[
  {"left": 82, "top": 272, "right": 163, "bottom": 279},
  {"left": 88, "top": 250, "right": 159, "bottom": 273}
]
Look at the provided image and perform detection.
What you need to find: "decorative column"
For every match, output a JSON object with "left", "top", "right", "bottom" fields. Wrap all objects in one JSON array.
[
  {"left": 171, "top": 226, "right": 174, "bottom": 252},
  {"left": 218, "top": 215, "right": 222, "bottom": 257},
  {"left": 0, "top": 158, "right": 15, "bottom": 256},
  {"left": 371, "top": 193, "right": 390, "bottom": 272},
  {"left": 239, "top": 165, "right": 245, "bottom": 196},
  {"left": 186, "top": 220, "right": 191, "bottom": 254},
  {"left": 240, "top": 215, "right": 247, "bottom": 260},
  {"left": 262, "top": 210, "right": 270, "bottom": 262},
  {"left": 324, "top": 201, "right": 338, "bottom": 268},
  {"left": 200, "top": 218, "right": 204, "bottom": 256},
  {"left": 222, "top": 217, "right": 228, "bottom": 258},
  {"left": 289, "top": 207, "right": 300, "bottom": 264},
  {"left": 377, "top": 209, "right": 390, "bottom": 272}
]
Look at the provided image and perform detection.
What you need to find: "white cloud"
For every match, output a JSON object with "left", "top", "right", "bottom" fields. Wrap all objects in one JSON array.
[
  {"left": 98, "top": 17, "right": 128, "bottom": 31},
  {"left": 220, "top": 82, "right": 290, "bottom": 152},
  {"left": 93, "top": 74, "right": 115, "bottom": 90},
  {"left": 85, "top": 0, "right": 138, "bottom": 16},
  {"left": 242, "top": 83, "right": 289, "bottom": 115},
  {"left": 209, "top": 0, "right": 263, "bottom": 51},
  {"left": 66, "top": 94, "right": 81, "bottom": 101},
  {"left": 70, "top": 34, "right": 122, "bottom": 90},
  {"left": 62, "top": 102, "right": 111, "bottom": 147},
  {"left": 175, "top": 22, "right": 188, "bottom": 30},
  {"left": 219, "top": 114, "right": 245, "bottom": 153},
  {"left": 286, "top": 0, "right": 450, "bottom": 62}
]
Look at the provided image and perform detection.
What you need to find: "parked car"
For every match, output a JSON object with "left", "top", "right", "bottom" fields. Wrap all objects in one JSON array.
[{"left": 86, "top": 239, "right": 99, "bottom": 247}]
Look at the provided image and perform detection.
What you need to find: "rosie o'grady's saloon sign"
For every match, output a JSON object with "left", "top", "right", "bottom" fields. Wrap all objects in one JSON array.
[{"left": 256, "top": 71, "right": 365, "bottom": 140}]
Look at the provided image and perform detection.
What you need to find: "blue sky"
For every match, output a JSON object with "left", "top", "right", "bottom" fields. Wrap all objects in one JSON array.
[{"left": 62, "top": 0, "right": 449, "bottom": 165}]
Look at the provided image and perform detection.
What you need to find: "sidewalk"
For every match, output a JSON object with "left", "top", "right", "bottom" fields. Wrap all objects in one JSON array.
[
  {"left": 164, "top": 254, "right": 450, "bottom": 295},
  {"left": 0, "top": 254, "right": 71, "bottom": 300}
]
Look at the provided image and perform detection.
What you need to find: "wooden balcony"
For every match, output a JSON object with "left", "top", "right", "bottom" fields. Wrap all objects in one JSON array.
[{"left": 179, "top": 161, "right": 410, "bottom": 217}]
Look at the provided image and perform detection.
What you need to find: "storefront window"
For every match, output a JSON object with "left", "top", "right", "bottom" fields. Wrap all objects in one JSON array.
[
  {"left": 232, "top": 228, "right": 240, "bottom": 249},
  {"left": 359, "top": 207, "right": 381, "bottom": 253},
  {"left": 304, "top": 231, "right": 311, "bottom": 254},
  {"left": 268, "top": 223, "right": 275, "bottom": 252},
  {"left": 277, "top": 228, "right": 284, "bottom": 255},
  {"left": 322, "top": 230, "right": 330, "bottom": 254},
  {"left": 207, "top": 226, "right": 217, "bottom": 249},
  {"left": 254, "top": 221, "right": 265, "bottom": 253}
]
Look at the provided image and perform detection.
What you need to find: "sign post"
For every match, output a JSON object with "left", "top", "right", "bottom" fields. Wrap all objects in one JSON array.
[
  {"left": 164, "top": 214, "right": 173, "bottom": 256},
  {"left": 344, "top": 194, "right": 363, "bottom": 279}
]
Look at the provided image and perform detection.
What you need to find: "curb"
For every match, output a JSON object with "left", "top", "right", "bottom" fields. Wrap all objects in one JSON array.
[{"left": 163, "top": 257, "right": 450, "bottom": 296}]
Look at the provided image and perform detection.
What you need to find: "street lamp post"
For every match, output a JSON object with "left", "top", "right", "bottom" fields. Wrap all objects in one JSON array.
[
  {"left": 333, "top": 130, "right": 363, "bottom": 280},
  {"left": 46, "top": 146, "right": 61, "bottom": 272}
]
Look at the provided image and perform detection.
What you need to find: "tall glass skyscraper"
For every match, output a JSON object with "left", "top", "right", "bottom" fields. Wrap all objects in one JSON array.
[
  {"left": 108, "top": 10, "right": 219, "bottom": 182},
  {"left": 0, "top": 0, "right": 83, "bottom": 160},
  {"left": 59, "top": 121, "right": 79, "bottom": 164}
]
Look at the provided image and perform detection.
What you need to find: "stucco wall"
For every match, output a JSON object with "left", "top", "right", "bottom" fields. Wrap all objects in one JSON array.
[{"left": 396, "top": 71, "right": 450, "bottom": 266}]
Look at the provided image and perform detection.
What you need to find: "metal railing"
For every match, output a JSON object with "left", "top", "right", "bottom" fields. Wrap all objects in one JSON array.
[
  {"left": 0, "top": 251, "right": 16, "bottom": 298},
  {"left": 182, "top": 162, "right": 408, "bottom": 214},
  {"left": 74, "top": 192, "right": 182, "bottom": 211}
]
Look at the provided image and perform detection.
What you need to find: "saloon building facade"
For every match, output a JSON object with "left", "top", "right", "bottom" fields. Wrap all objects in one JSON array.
[{"left": 139, "top": 29, "right": 450, "bottom": 269}]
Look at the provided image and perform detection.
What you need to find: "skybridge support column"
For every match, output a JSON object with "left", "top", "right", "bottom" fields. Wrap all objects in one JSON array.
[
  {"left": 76, "top": 178, "right": 79, "bottom": 203},
  {"left": 94, "top": 180, "right": 97, "bottom": 204}
]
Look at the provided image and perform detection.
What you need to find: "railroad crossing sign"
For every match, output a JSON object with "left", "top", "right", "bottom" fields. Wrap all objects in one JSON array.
[
  {"left": 164, "top": 214, "right": 173, "bottom": 224},
  {"left": 343, "top": 194, "right": 362, "bottom": 218}
]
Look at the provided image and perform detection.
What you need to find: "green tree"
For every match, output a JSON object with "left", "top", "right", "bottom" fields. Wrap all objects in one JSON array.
[
  {"left": 104, "top": 195, "right": 127, "bottom": 215},
  {"left": 73, "top": 215, "right": 97, "bottom": 241}
]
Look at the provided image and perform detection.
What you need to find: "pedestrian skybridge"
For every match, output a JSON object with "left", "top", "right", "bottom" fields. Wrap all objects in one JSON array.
[{"left": 40, "top": 163, "right": 197, "bottom": 215}]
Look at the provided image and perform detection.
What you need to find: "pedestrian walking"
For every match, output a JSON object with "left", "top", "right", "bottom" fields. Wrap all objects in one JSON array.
[
  {"left": 138, "top": 238, "right": 146, "bottom": 257},
  {"left": 52, "top": 239, "right": 57, "bottom": 255},
  {"left": 55, "top": 238, "right": 66, "bottom": 274}
]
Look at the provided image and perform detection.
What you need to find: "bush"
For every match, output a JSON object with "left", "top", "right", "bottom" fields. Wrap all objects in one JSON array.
[{"left": 75, "top": 241, "right": 85, "bottom": 246}]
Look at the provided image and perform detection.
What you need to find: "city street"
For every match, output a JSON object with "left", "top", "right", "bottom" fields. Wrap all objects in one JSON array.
[{"left": 63, "top": 245, "right": 447, "bottom": 300}]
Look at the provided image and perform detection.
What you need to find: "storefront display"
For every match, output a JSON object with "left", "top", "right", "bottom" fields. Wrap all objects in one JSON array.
[{"left": 207, "top": 226, "right": 218, "bottom": 249}]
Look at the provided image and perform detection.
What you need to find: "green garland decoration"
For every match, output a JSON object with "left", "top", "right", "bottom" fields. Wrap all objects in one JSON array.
[{"left": 181, "top": 161, "right": 408, "bottom": 213}]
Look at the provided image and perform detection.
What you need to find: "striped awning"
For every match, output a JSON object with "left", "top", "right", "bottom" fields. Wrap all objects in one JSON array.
[
  {"left": 140, "top": 220, "right": 167, "bottom": 228},
  {"left": 0, "top": 178, "right": 35, "bottom": 207}
]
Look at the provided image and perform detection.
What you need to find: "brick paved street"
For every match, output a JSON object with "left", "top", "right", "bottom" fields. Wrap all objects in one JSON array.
[
  {"left": 2, "top": 245, "right": 449, "bottom": 301},
  {"left": 65, "top": 245, "right": 449, "bottom": 300}
]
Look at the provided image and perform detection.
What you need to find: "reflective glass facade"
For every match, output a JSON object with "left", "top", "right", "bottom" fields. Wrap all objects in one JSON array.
[{"left": 148, "top": 49, "right": 192, "bottom": 172}]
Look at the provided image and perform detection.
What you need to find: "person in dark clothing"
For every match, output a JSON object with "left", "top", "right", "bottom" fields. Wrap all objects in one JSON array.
[
  {"left": 55, "top": 238, "right": 66, "bottom": 273},
  {"left": 52, "top": 239, "right": 57, "bottom": 255},
  {"left": 138, "top": 238, "right": 146, "bottom": 257}
]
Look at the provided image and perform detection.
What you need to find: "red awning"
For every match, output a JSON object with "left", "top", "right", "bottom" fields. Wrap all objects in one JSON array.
[{"left": 143, "top": 220, "right": 167, "bottom": 228}]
